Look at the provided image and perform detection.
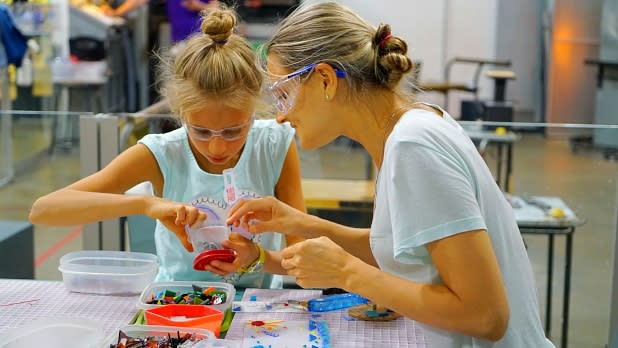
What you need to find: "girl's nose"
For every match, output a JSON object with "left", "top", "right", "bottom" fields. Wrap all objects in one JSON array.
[
  {"left": 208, "top": 136, "right": 227, "bottom": 155},
  {"left": 276, "top": 114, "right": 288, "bottom": 124}
]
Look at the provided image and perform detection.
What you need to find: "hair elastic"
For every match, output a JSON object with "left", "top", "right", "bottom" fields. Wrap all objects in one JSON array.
[{"left": 379, "top": 34, "right": 393, "bottom": 49}]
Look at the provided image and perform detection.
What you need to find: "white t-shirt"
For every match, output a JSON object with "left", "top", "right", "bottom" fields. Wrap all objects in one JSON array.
[{"left": 370, "top": 106, "right": 553, "bottom": 347}]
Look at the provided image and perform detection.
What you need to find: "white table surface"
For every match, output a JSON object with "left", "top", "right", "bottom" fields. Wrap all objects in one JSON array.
[
  {"left": 0, "top": 279, "right": 138, "bottom": 336},
  {"left": 226, "top": 288, "right": 431, "bottom": 348}
]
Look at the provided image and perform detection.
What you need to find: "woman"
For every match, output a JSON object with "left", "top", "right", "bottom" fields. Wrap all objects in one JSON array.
[{"left": 227, "top": 2, "right": 552, "bottom": 347}]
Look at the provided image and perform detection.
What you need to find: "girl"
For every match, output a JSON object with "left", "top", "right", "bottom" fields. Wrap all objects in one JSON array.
[{"left": 30, "top": 6, "right": 304, "bottom": 289}]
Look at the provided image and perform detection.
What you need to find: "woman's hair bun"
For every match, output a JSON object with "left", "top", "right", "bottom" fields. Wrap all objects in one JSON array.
[{"left": 373, "top": 23, "right": 413, "bottom": 87}]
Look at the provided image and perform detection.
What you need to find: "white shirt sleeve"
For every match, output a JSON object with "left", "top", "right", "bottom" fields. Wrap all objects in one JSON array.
[{"left": 384, "top": 137, "right": 487, "bottom": 264}]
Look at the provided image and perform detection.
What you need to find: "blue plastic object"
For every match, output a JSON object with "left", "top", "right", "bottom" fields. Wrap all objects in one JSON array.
[{"left": 307, "top": 293, "right": 369, "bottom": 312}]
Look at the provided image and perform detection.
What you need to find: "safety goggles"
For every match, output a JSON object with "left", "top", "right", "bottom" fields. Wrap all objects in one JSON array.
[
  {"left": 268, "top": 63, "right": 346, "bottom": 115},
  {"left": 184, "top": 116, "right": 254, "bottom": 142}
]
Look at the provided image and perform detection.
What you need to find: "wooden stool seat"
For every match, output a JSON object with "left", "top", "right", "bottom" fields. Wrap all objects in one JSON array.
[
  {"left": 485, "top": 70, "right": 517, "bottom": 80},
  {"left": 417, "top": 82, "right": 473, "bottom": 94}
]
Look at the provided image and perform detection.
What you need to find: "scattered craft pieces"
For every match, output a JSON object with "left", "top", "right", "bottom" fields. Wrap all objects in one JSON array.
[
  {"left": 146, "top": 284, "right": 227, "bottom": 306},
  {"left": 110, "top": 329, "right": 202, "bottom": 348},
  {"left": 348, "top": 303, "right": 402, "bottom": 322},
  {"left": 242, "top": 319, "right": 330, "bottom": 348}
]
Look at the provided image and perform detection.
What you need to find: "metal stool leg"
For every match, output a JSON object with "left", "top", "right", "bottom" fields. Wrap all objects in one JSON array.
[{"left": 546, "top": 234, "right": 555, "bottom": 337}]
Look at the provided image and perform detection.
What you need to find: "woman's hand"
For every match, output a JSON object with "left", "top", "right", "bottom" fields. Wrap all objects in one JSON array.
[
  {"left": 281, "top": 236, "right": 356, "bottom": 289},
  {"left": 226, "top": 196, "right": 310, "bottom": 238},
  {"left": 144, "top": 196, "right": 206, "bottom": 252},
  {"left": 100, "top": 4, "right": 116, "bottom": 16},
  {"left": 200, "top": 233, "right": 260, "bottom": 275}
]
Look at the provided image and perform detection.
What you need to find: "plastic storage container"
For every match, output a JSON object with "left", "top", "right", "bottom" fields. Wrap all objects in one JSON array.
[
  {"left": 102, "top": 324, "right": 238, "bottom": 347},
  {"left": 58, "top": 250, "right": 159, "bottom": 295},
  {"left": 0, "top": 318, "right": 105, "bottom": 348},
  {"left": 144, "top": 305, "right": 224, "bottom": 337},
  {"left": 138, "top": 281, "right": 235, "bottom": 314}
]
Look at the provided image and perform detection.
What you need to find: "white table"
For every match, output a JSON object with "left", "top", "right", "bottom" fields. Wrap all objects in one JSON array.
[
  {"left": 507, "top": 195, "right": 584, "bottom": 348},
  {"left": 0, "top": 279, "right": 138, "bottom": 336},
  {"left": 227, "top": 288, "right": 431, "bottom": 347},
  {"left": 465, "top": 127, "right": 520, "bottom": 192}
]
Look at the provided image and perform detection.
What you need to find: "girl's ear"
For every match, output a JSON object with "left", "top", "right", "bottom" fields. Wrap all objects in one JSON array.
[{"left": 314, "top": 63, "right": 339, "bottom": 101}]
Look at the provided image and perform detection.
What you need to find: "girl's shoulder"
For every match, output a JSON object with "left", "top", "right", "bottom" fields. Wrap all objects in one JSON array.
[
  {"left": 249, "top": 119, "right": 295, "bottom": 143},
  {"left": 139, "top": 127, "right": 186, "bottom": 146}
]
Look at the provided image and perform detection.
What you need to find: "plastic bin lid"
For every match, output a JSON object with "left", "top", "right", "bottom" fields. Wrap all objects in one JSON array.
[{"left": 0, "top": 318, "right": 105, "bottom": 348}]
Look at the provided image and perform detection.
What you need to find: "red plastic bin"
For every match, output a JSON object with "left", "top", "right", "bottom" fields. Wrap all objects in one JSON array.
[{"left": 144, "top": 304, "right": 224, "bottom": 337}]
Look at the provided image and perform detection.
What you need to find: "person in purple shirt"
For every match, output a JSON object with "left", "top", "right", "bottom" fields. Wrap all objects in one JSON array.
[{"left": 103, "top": 0, "right": 220, "bottom": 42}]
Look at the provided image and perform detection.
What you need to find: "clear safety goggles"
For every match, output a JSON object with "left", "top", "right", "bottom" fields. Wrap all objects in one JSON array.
[
  {"left": 184, "top": 116, "right": 254, "bottom": 142},
  {"left": 268, "top": 63, "right": 346, "bottom": 115}
]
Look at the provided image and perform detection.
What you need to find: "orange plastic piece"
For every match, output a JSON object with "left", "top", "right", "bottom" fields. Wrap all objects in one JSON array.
[{"left": 144, "top": 304, "right": 224, "bottom": 337}]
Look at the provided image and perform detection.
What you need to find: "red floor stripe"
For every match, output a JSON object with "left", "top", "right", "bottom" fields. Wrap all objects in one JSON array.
[{"left": 34, "top": 226, "right": 83, "bottom": 268}]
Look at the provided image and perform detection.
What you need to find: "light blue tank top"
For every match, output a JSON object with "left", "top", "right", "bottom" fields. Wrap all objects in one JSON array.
[{"left": 138, "top": 119, "right": 295, "bottom": 288}]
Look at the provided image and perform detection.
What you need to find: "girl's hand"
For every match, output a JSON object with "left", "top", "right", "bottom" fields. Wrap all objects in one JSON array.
[
  {"left": 281, "top": 236, "right": 355, "bottom": 289},
  {"left": 145, "top": 197, "right": 206, "bottom": 252},
  {"left": 200, "top": 233, "right": 260, "bottom": 275},
  {"left": 226, "top": 197, "right": 310, "bottom": 238}
]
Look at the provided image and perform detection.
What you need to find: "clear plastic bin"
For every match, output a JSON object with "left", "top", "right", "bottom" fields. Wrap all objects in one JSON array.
[
  {"left": 58, "top": 250, "right": 159, "bottom": 295},
  {"left": 102, "top": 325, "right": 238, "bottom": 348},
  {"left": 0, "top": 318, "right": 105, "bottom": 348},
  {"left": 138, "top": 281, "right": 235, "bottom": 314}
]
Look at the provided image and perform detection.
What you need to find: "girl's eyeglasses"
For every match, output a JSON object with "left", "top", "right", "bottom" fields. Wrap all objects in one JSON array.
[
  {"left": 268, "top": 63, "right": 346, "bottom": 115},
  {"left": 184, "top": 116, "right": 254, "bottom": 142}
]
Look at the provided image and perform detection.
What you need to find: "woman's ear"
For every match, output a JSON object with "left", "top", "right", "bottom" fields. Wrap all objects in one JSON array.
[{"left": 314, "top": 63, "right": 339, "bottom": 101}]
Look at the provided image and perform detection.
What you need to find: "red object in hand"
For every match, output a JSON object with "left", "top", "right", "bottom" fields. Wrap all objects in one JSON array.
[{"left": 193, "top": 249, "right": 236, "bottom": 271}]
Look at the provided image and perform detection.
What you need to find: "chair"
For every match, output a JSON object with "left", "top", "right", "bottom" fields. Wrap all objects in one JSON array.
[{"left": 418, "top": 57, "right": 511, "bottom": 109}]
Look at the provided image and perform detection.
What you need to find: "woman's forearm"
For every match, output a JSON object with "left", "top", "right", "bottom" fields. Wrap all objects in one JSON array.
[
  {"left": 300, "top": 214, "right": 377, "bottom": 266},
  {"left": 29, "top": 189, "right": 149, "bottom": 226},
  {"left": 342, "top": 258, "right": 509, "bottom": 341},
  {"left": 263, "top": 250, "right": 287, "bottom": 275}
]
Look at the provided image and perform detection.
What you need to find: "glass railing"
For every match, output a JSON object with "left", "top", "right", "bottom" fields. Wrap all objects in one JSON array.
[{"left": 1, "top": 110, "right": 617, "bottom": 347}]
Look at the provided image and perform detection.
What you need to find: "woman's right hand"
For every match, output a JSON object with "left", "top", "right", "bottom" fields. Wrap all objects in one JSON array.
[
  {"left": 144, "top": 197, "right": 206, "bottom": 252},
  {"left": 226, "top": 196, "right": 311, "bottom": 239}
]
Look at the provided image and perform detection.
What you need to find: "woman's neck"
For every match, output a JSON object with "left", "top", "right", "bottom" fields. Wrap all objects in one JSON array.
[{"left": 342, "top": 97, "right": 411, "bottom": 171}]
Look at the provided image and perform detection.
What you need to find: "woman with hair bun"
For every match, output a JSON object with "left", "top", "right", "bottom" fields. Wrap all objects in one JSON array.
[
  {"left": 30, "top": 6, "right": 305, "bottom": 289},
  {"left": 227, "top": 2, "right": 553, "bottom": 347}
]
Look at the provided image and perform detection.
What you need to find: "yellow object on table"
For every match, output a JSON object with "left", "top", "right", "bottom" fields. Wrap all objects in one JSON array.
[
  {"left": 549, "top": 207, "right": 566, "bottom": 219},
  {"left": 495, "top": 127, "right": 507, "bottom": 135}
]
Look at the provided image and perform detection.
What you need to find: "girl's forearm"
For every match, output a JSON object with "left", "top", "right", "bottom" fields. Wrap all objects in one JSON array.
[{"left": 29, "top": 189, "right": 149, "bottom": 226}]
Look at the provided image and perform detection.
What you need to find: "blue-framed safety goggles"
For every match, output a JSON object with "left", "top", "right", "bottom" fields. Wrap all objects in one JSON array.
[{"left": 268, "top": 63, "right": 346, "bottom": 115}]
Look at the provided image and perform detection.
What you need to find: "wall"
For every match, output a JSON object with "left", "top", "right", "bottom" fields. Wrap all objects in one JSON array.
[
  {"left": 443, "top": 0, "right": 498, "bottom": 117},
  {"left": 496, "top": 0, "right": 542, "bottom": 122},
  {"left": 545, "top": 0, "right": 603, "bottom": 137},
  {"left": 302, "top": 0, "right": 499, "bottom": 118}
]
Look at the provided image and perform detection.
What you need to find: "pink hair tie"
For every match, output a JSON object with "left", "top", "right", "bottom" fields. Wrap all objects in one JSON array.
[{"left": 379, "top": 34, "right": 393, "bottom": 49}]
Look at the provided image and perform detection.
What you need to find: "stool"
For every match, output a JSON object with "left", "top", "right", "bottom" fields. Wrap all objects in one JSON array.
[
  {"left": 485, "top": 70, "right": 516, "bottom": 102},
  {"left": 0, "top": 220, "right": 34, "bottom": 279}
]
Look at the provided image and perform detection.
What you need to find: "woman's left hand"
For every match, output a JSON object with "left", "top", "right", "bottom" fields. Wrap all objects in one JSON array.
[
  {"left": 281, "top": 236, "right": 355, "bottom": 289},
  {"left": 201, "top": 233, "right": 260, "bottom": 275}
]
